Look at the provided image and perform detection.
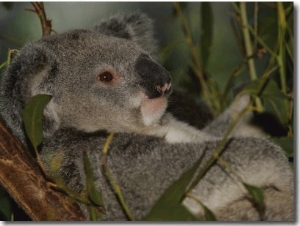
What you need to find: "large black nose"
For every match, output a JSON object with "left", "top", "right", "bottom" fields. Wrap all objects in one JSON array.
[{"left": 135, "top": 54, "right": 172, "bottom": 99}]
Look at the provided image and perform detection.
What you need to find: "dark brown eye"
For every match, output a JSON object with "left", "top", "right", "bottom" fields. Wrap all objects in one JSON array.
[{"left": 98, "top": 71, "right": 113, "bottom": 83}]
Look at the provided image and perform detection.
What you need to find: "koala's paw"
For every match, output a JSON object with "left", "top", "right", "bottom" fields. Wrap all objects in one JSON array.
[{"left": 230, "top": 94, "right": 251, "bottom": 115}]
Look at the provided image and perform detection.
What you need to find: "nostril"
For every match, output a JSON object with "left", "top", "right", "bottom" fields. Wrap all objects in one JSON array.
[
  {"left": 166, "top": 83, "right": 172, "bottom": 91},
  {"left": 135, "top": 54, "right": 173, "bottom": 98},
  {"left": 155, "top": 83, "right": 172, "bottom": 94}
]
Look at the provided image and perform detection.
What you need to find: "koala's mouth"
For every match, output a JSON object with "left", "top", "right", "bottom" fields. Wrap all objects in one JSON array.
[
  {"left": 130, "top": 79, "right": 171, "bottom": 127},
  {"left": 137, "top": 80, "right": 172, "bottom": 126},
  {"left": 140, "top": 96, "right": 168, "bottom": 126}
]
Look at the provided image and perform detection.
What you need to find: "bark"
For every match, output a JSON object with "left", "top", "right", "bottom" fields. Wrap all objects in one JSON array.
[
  {"left": 0, "top": 120, "right": 87, "bottom": 221},
  {"left": 25, "top": 2, "right": 52, "bottom": 37}
]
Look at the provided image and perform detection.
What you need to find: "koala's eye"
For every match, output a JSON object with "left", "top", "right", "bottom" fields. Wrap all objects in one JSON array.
[
  {"left": 96, "top": 70, "right": 120, "bottom": 85},
  {"left": 97, "top": 71, "right": 114, "bottom": 83},
  {"left": 99, "top": 72, "right": 113, "bottom": 82}
]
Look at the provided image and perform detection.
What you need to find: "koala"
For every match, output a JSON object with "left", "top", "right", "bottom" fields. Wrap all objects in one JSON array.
[{"left": 0, "top": 13, "right": 294, "bottom": 221}]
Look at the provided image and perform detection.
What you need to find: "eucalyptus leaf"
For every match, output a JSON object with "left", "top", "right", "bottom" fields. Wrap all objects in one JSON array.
[
  {"left": 201, "top": 203, "right": 217, "bottom": 221},
  {"left": 260, "top": 79, "right": 288, "bottom": 100},
  {"left": 83, "top": 152, "right": 104, "bottom": 207},
  {"left": 257, "top": 9, "right": 278, "bottom": 50},
  {"left": 270, "top": 137, "right": 294, "bottom": 158},
  {"left": 88, "top": 206, "right": 106, "bottom": 221},
  {"left": 22, "top": 94, "right": 52, "bottom": 150},
  {"left": 240, "top": 79, "right": 261, "bottom": 96},
  {"left": 143, "top": 157, "right": 204, "bottom": 221},
  {"left": 260, "top": 79, "right": 289, "bottom": 125},
  {"left": 0, "top": 193, "right": 12, "bottom": 221},
  {"left": 243, "top": 183, "right": 264, "bottom": 213},
  {"left": 242, "top": 79, "right": 288, "bottom": 100},
  {"left": 241, "top": 78, "right": 289, "bottom": 124},
  {"left": 264, "top": 99, "right": 287, "bottom": 125}
]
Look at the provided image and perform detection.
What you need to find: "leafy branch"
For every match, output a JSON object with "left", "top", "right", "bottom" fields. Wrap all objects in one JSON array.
[{"left": 173, "top": 2, "right": 211, "bottom": 108}]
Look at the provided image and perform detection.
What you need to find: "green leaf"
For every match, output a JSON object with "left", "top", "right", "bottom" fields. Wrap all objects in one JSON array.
[
  {"left": 260, "top": 79, "right": 289, "bottom": 125},
  {"left": 22, "top": 94, "right": 52, "bottom": 149},
  {"left": 260, "top": 79, "right": 288, "bottom": 100},
  {"left": 83, "top": 153, "right": 104, "bottom": 207},
  {"left": 0, "top": 187, "right": 12, "bottom": 221},
  {"left": 200, "top": 2, "right": 213, "bottom": 72},
  {"left": 270, "top": 137, "right": 294, "bottom": 158},
  {"left": 0, "top": 197, "right": 12, "bottom": 220},
  {"left": 240, "top": 79, "right": 257, "bottom": 95},
  {"left": 201, "top": 203, "right": 217, "bottom": 221},
  {"left": 88, "top": 206, "right": 104, "bottom": 221},
  {"left": 243, "top": 183, "right": 264, "bottom": 213},
  {"left": 143, "top": 157, "right": 204, "bottom": 221},
  {"left": 242, "top": 79, "right": 288, "bottom": 100},
  {"left": 241, "top": 78, "right": 290, "bottom": 124}
]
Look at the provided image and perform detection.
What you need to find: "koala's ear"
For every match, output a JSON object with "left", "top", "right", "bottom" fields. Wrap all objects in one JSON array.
[
  {"left": 8, "top": 44, "right": 57, "bottom": 101},
  {"left": 0, "top": 43, "right": 58, "bottom": 142},
  {"left": 93, "top": 13, "right": 158, "bottom": 56}
]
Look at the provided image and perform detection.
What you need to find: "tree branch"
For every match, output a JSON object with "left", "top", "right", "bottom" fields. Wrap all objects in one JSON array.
[
  {"left": 0, "top": 119, "right": 87, "bottom": 221},
  {"left": 26, "top": 2, "right": 52, "bottom": 37},
  {"left": 0, "top": 3, "right": 87, "bottom": 220}
]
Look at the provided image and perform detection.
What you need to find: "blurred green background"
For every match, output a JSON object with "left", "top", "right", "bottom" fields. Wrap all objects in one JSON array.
[
  {"left": 0, "top": 2, "right": 262, "bottom": 91},
  {"left": 0, "top": 2, "right": 293, "bottom": 109}
]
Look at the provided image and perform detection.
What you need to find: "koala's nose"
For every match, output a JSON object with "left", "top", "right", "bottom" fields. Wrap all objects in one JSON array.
[{"left": 135, "top": 54, "right": 172, "bottom": 99}]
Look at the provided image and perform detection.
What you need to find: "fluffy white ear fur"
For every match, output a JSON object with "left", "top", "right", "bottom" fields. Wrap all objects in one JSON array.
[{"left": 43, "top": 100, "right": 60, "bottom": 137}]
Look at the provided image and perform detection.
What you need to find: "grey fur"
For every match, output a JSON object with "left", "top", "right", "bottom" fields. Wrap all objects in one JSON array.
[
  {"left": 41, "top": 129, "right": 293, "bottom": 221},
  {"left": 0, "top": 13, "right": 294, "bottom": 221},
  {"left": 94, "top": 13, "right": 158, "bottom": 57}
]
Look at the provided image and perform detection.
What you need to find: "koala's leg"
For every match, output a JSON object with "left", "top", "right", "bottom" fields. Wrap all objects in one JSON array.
[
  {"left": 262, "top": 187, "right": 294, "bottom": 221},
  {"left": 203, "top": 95, "right": 266, "bottom": 138},
  {"left": 144, "top": 94, "right": 265, "bottom": 143},
  {"left": 213, "top": 187, "right": 294, "bottom": 221},
  {"left": 161, "top": 95, "right": 262, "bottom": 143}
]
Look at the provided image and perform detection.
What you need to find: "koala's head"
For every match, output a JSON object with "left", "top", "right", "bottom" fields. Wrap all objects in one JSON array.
[{"left": 1, "top": 13, "right": 172, "bottom": 139}]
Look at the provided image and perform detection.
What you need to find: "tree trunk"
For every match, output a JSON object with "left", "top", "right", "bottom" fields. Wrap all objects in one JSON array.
[{"left": 0, "top": 120, "right": 87, "bottom": 221}]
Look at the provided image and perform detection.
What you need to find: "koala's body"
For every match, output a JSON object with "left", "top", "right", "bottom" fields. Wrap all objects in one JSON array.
[{"left": 0, "top": 13, "right": 294, "bottom": 221}]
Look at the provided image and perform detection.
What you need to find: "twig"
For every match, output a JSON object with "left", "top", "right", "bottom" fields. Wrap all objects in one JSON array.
[
  {"left": 184, "top": 99, "right": 251, "bottom": 195},
  {"left": 26, "top": 2, "right": 52, "bottom": 37},
  {"left": 173, "top": 2, "right": 211, "bottom": 108},
  {"left": 277, "top": 2, "right": 287, "bottom": 94},
  {"left": 102, "top": 133, "right": 134, "bottom": 221},
  {"left": 253, "top": 2, "right": 259, "bottom": 50},
  {"left": 240, "top": 3, "right": 257, "bottom": 81},
  {"left": 222, "top": 60, "right": 246, "bottom": 103},
  {"left": 239, "top": 3, "right": 263, "bottom": 111}
]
